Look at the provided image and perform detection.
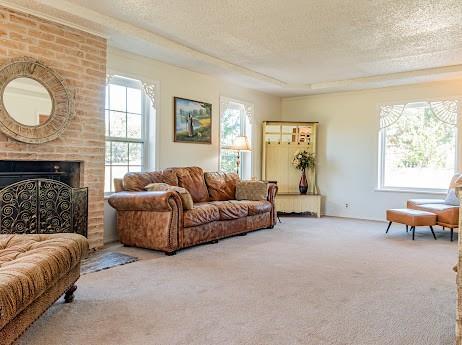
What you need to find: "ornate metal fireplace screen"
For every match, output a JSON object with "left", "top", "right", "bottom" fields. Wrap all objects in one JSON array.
[{"left": 0, "top": 179, "right": 88, "bottom": 237}]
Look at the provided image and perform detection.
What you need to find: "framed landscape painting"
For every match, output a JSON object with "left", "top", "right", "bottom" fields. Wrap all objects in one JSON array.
[{"left": 174, "top": 97, "right": 212, "bottom": 144}]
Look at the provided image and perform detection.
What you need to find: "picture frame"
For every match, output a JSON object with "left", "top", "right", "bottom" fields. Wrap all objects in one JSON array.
[{"left": 174, "top": 97, "right": 212, "bottom": 144}]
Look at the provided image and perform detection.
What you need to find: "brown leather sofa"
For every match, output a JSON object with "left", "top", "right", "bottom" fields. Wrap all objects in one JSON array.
[
  {"left": 0, "top": 234, "right": 88, "bottom": 345},
  {"left": 407, "top": 174, "right": 460, "bottom": 241},
  {"left": 108, "top": 167, "right": 278, "bottom": 255}
]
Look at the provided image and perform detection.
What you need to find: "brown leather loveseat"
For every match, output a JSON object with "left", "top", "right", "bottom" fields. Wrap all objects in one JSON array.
[{"left": 108, "top": 167, "right": 278, "bottom": 255}]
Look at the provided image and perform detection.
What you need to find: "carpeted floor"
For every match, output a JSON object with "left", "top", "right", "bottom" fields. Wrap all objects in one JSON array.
[{"left": 19, "top": 217, "right": 457, "bottom": 345}]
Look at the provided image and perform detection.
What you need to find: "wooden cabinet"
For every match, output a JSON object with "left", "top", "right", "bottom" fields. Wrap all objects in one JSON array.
[
  {"left": 262, "top": 121, "right": 321, "bottom": 215},
  {"left": 275, "top": 193, "right": 321, "bottom": 217}
]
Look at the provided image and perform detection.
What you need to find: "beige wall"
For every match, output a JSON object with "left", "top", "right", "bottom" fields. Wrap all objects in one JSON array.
[
  {"left": 281, "top": 80, "right": 462, "bottom": 220},
  {"left": 107, "top": 47, "right": 281, "bottom": 177}
]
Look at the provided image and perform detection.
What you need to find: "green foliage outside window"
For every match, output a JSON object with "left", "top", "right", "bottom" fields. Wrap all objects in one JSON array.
[{"left": 385, "top": 105, "right": 456, "bottom": 169}]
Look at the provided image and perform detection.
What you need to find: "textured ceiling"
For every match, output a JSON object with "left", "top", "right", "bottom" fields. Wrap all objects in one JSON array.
[{"left": 3, "top": 0, "right": 462, "bottom": 95}]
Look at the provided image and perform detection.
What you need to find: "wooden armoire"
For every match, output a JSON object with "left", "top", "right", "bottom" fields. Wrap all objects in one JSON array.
[{"left": 262, "top": 121, "right": 321, "bottom": 216}]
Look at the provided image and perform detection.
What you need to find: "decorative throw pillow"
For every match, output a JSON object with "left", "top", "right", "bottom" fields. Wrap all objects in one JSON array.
[
  {"left": 445, "top": 188, "right": 460, "bottom": 206},
  {"left": 235, "top": 181, "right": 268, "bottom": 201},
  {"left": 145, "top": 183, "right": 194, "bottom": 210}
]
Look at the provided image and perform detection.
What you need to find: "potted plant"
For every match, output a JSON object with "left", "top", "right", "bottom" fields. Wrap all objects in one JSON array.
[{"left": 292, "top": 150, "right": 316, "bottom": 194}]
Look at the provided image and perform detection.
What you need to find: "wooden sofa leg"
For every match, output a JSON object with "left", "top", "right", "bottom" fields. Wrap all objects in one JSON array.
[
  {"left": 451, "top": 229, "right": 454, "bottom": 242},
  {"left": 164, "top": 251, "right": 177, "bottom": 256},
  {"left": 64, "top": 285, "right": 77, "bottom": 303}
]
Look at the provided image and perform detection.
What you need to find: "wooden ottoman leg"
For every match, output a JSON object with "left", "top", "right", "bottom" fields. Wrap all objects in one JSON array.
[
  {"left": 406, "top": 225, "right": 408, "bottom": 233},
  {"left": 429, "top": 226, "right": 437, "bottom": 240},
  {"left": 385, "top": 222, "right": 392, "bottom": 234},
  {"left": 64, "top": 285, "right": 77, "bottom": 303},
  {"left": 411, "top": 226, "right": 415, "bottom": 240},
  {"left": 451, "top": 229, "right": 454, "bottom": 242}
]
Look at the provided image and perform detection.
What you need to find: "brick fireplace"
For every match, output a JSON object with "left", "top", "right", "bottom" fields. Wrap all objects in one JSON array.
[{"left": 0, "top": 6, "right": 106, "bottom": 248}]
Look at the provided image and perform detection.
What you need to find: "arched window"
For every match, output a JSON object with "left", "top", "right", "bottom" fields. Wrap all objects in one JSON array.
[
  {"left": 219, "top": 97, "right": 253, "bottom": 179},
  {"left": 378, "top": 100, "right": 458, "bottom": 191},
  {"left": 105, "top": 75, "right": 158, "bottom": 193}
]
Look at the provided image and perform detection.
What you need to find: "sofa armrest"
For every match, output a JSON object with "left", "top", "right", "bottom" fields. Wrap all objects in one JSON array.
[
  {"left": 267, "top": 183, "right": 278, "bottom": 225},
  {"left": 267, "top": 183, "right": 278, "bottom": 203},
  {"left": 108, "top": 191, "right": 182, "bottom": 212},
  {"left": 108, "top": 191, "right": 183, "bottom": 254}
]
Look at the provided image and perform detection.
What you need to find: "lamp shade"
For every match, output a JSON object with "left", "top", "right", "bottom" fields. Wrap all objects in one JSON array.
[{"left": 230, "top": 136, "right": 251, "bottom": 152}]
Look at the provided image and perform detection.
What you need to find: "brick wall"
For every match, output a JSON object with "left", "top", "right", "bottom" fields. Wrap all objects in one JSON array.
[{"left": 0, "top": 6, "right": 107, "bottom": 248}]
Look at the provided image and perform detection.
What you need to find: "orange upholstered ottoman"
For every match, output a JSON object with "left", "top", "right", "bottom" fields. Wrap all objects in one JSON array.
[{"left": 386, "top": 208, "right": 437, "bottom": 240}]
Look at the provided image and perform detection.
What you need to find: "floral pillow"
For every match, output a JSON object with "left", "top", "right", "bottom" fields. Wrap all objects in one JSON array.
[{"left": 235, "top": 181, "right": 268, "bottom": 201}]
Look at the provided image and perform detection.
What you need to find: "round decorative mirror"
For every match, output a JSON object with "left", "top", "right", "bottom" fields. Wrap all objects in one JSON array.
[
  {"left": 3, "top": 77, "right": 53, "bottom": 126},
  {"left": 0, "top": 57, "right": 74, "bottom": 144}
]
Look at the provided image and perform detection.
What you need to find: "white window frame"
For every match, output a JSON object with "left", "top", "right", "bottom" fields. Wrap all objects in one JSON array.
[
  {"left": 219, "top": 96, "right": 254, "bottom": 179},
  {"left": 377, "top": 99, "right": 460, "bottom": 194},
  {"left": 105, "top": 75, "right": 150, "bottom": 194}
]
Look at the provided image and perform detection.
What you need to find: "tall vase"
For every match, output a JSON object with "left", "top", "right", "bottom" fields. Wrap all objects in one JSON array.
[{"left": 299, "top": 169, "right": 308, "bottom": 194}]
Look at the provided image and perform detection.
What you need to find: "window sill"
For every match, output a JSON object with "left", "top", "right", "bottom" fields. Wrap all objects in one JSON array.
[{"left": 375, "top": 188, "right": 447, "bottom": 196}]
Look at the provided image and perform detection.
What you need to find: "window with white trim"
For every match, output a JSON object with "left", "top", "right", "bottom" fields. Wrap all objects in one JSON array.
[
  {"left": 105, "top": 76, "right": 149, "bottom": 193},
  {"left": 378, "top": 100, "right": 458, "bottom": 191},
  {"left": 219, "top": 98, "right": 253, "bottom": 179}
]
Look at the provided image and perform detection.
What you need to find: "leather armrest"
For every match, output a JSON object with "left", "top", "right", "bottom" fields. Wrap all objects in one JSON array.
[
  {"left": 267, "top": 183, "right": 278, "bottom": 226},
  {"left": 108, "top": 191, "right": 182, "bottom": 212},
  {"left": 267, "top": 183, "right": 278, "bottom": 203}
]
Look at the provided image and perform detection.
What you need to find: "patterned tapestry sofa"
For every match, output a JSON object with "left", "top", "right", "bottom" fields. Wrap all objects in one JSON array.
[
  {"left": 0, "top": 234, "right": 88, "bottom": 345},
  {"left": 108, "top": 167, "right": 278, "bottom": 255}
]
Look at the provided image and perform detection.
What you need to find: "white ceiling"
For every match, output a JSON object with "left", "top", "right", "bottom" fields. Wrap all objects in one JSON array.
[{"left": 3, "top": 0, "right": 462, "bottom": 96}]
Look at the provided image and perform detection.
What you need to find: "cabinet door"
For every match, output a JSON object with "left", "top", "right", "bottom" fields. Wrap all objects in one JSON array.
[
  {"left": 265, "top": 143, "right": 289, "bottom": 192},
  {"left": 288, "top": 145, "right": 303, "bottom": 193}
]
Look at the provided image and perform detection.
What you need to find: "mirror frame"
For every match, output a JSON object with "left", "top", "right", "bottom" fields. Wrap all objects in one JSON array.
[{"left": 0, "top": 57, "right": 74, "bottom": 144}]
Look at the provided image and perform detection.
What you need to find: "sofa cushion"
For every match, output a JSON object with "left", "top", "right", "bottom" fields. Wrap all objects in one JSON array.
[
  {"left": 145, "top": 183, "right": 194, "bottom": 210},
  {"left": 123, "top": 170, "right": 178, "bottom": 191},
  {"left": 407, "top": 199, "right": 446, "bottom": 208},
  {"left": 412, "top": 203, "right": 459, "bottom": 227},
  {"left": 204, "top": 172, "right": 239, "bottom": 201},
  {"left": 242, "top": 200, "right": 273, "bottom": 216},
  {"left": 236, "top": 181, "right": 268, "bottom": 201},
  {"left": 183, "top": 203, "right": 220, "bottom": 227},
  {"left": 166, "top": 167, "right": 209, "bottom": 203},
  {"left": 0, "top": 234, "right": 88, "bottom": 329},
  {"left": 209, "top": 201, "right": 249, "bottom": 220},
  {"left": 386, "top": 208, "right": 437, "bottom": 227}
]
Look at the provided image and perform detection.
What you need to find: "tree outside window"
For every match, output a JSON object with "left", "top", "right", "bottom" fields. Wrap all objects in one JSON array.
[
  {"left": 105, "top": 76, "right": 148, "bottom": 193},
  {"left": 379, "top": 101, "right": 458, "bottom": 191},
  {"left": 219, "top": 98, "right": 252, "bottom": 179}
]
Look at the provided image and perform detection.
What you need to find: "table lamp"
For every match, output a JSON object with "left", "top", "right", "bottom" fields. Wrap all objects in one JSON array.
[{"left": 230, "top": 136, "right": 251, "bottom": 175}]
